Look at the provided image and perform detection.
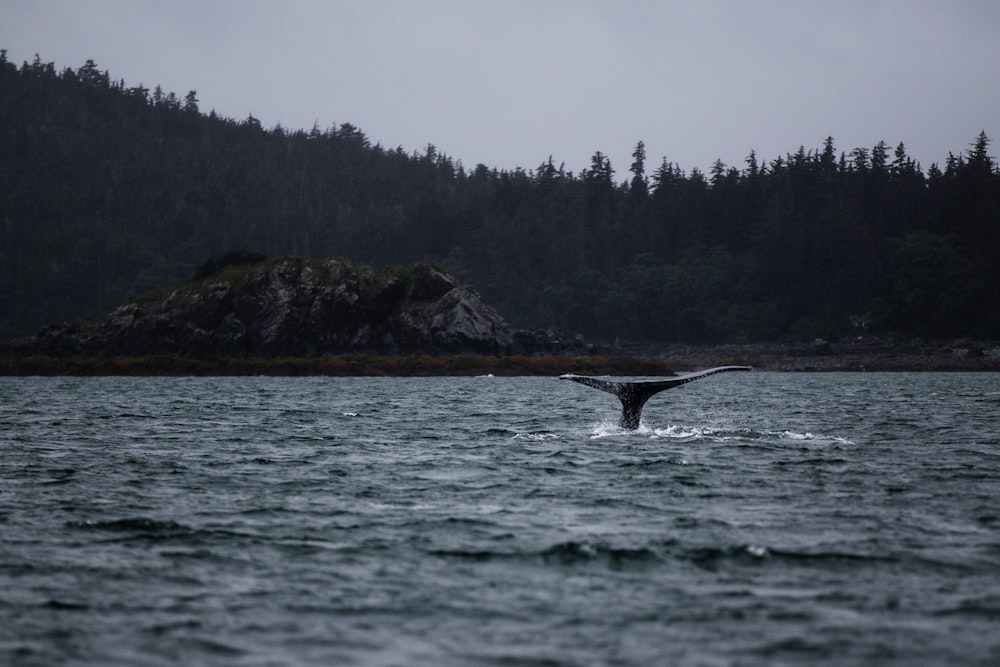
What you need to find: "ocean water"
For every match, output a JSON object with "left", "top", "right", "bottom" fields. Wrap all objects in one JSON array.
[{"left": 1, "top": 372, "right": 998, "bottom": 666}]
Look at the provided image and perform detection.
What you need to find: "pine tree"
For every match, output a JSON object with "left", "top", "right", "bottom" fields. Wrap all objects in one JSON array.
[{"left": 628, "top": 140, "right": 648, "bottom": 200}]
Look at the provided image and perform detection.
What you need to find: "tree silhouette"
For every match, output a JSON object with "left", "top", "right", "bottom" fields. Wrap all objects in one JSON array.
[{"left": 1, "top": 55, "right": 998, "bottom": 344}]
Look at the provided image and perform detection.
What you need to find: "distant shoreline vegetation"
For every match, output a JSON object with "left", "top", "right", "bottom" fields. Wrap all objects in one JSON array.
[
  {"left": 2, "top": 348, "right": 997, "bottom": 376},
  {"left": 1, "top": 52, "right": 998, "bottom": 346},
  {"left": 0, "top": 355, "right": 676, "bottom": 377}
]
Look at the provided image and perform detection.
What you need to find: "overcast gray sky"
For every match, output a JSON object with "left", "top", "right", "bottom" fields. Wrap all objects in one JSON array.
[{"left": 2, "top": 1, "right": 998, "bottom": 177}]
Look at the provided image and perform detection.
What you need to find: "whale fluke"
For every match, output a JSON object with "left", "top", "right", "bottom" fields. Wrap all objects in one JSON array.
[{"left": 560, "top": 366, "right": 753, "bottom": 430}]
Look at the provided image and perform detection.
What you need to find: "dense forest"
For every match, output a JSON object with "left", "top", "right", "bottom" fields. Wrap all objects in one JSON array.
[{"left": 2, "top": 53, "right": 999, "bottom": 343}]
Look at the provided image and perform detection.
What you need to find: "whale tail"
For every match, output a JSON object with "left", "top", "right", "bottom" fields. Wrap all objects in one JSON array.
[{"left": 560, "top": 366, "right": 753, "bottom": 430}]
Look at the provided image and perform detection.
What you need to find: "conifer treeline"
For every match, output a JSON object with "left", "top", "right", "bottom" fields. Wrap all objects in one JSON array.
[{"left": 2, "top": 53, "right": 998, "bottom": 342}]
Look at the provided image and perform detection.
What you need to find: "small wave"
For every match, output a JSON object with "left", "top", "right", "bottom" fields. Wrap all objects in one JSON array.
[
  {"left": 750, "top": 636, "right": 830, "bottom": 658},
  {"left": 65, "top": 517, "right": 199, "bottom": 543},
  {"left": 589, "top": 420, "right": 651, "bottom": 438},
  {"left": 66, "top": 517, "right": 190, "bottom": 533},
  {"left": 158, "top": 548, "right": 228, "bottom": 561},
  {"left": 774, "top": 456, "right": 849, "bottom": 467},
  {"left": 651, "top": 425, "right": 707, "bottom": 439},
  {"left": 41, "top": 467, "right": 78, "bottom": 484},
  {"left": 540, "top": 541, "right": 658, "bottom": 567},
  {"left": 685, "top": 544, "right": 773, "bottom": 569},
  {"left": 427, "top": 548, "right": 501, "bottom": 562},
  {"left": 651, "top": 424, "right": 752, "bottom": 441},
  {"left": 42, "top": 599, "right": 90, "bottom": 611},
  {"left": 643, "top": 425, "right": 856, "bottom": 445},
  {"left": 684, "top": 543, "right": 899, "bottom": 570},
  {"left": 183, "top": 637, "right": 248, "bottom": 657},
  {"left": 512, "top": 432, "right": 561, "bottom": 441},
  {"left": 342, "top": 412, "right": 360, "bottom": 417},
  {"left": 617, "top": 456, "right": 689, "bottom": 468},
  {"left": 780, "top": 430, "right": 817, "bottom": 440},
  {"left": 933, "top": 599, "right": 1000, "bottom": 619},
  {"left": 777, "top": 430, "right": 855, "bottom": 445},
  {"left": 430, "top": 540, "right": 661, "bottom": 569}
]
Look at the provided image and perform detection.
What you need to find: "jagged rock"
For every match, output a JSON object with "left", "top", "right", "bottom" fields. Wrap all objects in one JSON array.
[{"left": 18, "top": 257, "right": 531, "bottom": 357}]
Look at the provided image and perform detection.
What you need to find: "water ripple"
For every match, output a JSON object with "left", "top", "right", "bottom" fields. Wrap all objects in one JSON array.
[{"left": 1, "top": 374, "right": 998, "bottom": 666}]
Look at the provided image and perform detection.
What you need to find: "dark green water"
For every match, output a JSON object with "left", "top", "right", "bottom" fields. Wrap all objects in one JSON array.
[{"left": 1, "top": 373, "right": 998, "bottom": 665}]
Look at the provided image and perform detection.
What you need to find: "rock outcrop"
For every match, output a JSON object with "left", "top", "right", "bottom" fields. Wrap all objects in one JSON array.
[{"left": 18, "top": 257, "right": 531, "bottom": 357}]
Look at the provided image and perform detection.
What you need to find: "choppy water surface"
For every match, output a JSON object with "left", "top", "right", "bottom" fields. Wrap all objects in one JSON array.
[{"left": 1, "top": 373, "right": 998, "bottom": 666}]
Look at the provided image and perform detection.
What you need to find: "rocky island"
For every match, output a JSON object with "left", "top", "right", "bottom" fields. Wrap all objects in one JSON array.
[
  {"left": 0, "top": 255, "right": 670, "bottom": 376},
  {"left": 3, "top": 254, "right": 997, "bottom": 376}
]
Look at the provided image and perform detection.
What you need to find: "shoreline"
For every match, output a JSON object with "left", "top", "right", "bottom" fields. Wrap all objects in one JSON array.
[
  {"left": 661, "top": 353, "right": 1000, "bottom": 372},
  {"left": 655, "top": 339, "right": 1000, "bottom": 372},
  {"left": 1, "top": 351, "right": 998, "bottom": 376},
  {"left": 0, "top": 355, "right": 674, "bottom": 377}
]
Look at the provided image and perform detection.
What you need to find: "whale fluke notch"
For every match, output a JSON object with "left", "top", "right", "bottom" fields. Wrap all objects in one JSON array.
[{"left": 560, "top": 366, "right": 753, "bottom": 430}]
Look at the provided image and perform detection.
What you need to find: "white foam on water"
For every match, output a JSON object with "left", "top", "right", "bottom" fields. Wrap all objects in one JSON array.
[
  {"left": 512, "top": 432, "right": 561, "bottom": 441},
  {"left": 776, "top": 430, "right": 855, "bottom": 445},
  {"left": 588, "top": 419, "right": 654, "bottom": 438},
  {"left": 651, "top": 424, "right": 708, "bottom": 439}
]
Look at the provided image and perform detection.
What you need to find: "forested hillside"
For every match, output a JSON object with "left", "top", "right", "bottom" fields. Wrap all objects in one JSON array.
[{"left": 2, "top": 53, "right": 998, "bottom": 343}]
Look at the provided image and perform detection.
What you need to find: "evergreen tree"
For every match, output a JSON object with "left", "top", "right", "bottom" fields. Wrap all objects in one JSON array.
[
  {"left": 628, "top": 140, "right": 648, "bottom": 200},
  {"left": 1, "top": 54, "right": 998, "bottom": 342}
]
